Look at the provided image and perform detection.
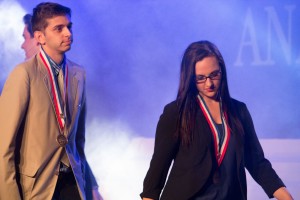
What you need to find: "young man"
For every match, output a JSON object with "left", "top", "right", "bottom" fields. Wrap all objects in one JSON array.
[
  {"left": 21, "top": 14, "right": 40, "bottom": 60},
  {"left": 0, "top": 2, "right": 102, "bottom": 200}
]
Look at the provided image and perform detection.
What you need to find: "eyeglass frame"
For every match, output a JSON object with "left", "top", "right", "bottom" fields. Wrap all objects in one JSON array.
[{"left": 195, "top": 70, "right": 222, "bottom": 83}]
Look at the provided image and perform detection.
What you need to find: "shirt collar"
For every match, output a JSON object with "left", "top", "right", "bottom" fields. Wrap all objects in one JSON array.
[{"left": 41, "top": 47, "right": 66, "bottom": 76}]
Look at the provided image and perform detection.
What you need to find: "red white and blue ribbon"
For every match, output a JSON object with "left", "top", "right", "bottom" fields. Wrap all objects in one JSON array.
[
  {"left": 197, "top": 95, "right": 230, "bottom": 166},
  {"left": 40, "top": 51, "right": 68, "bottom": 132}
]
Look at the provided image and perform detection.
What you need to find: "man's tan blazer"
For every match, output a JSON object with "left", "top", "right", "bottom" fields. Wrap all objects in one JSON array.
[{"left": 0, "top": 53, "right": 98, "bottom": 200}]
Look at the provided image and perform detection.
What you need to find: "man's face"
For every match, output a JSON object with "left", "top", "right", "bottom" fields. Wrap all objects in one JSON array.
[
  {"left": 37, "top": 15, "right": 73, "bottom": 58},
  {"left": 21, "top": 25, "right": 39, "bottom": 60}
]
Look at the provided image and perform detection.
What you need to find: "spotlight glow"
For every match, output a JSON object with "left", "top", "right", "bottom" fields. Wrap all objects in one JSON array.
[
  {"left": 85, "top": 118, "right": 153, "bottom": 199},
  {"left": 0, "top": 0, "right": 25, "bottom": 81}
]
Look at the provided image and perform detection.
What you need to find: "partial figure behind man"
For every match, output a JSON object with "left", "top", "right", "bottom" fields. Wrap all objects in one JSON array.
[{"left": 22, "top": 13, "right": 40, "bottom": 60}]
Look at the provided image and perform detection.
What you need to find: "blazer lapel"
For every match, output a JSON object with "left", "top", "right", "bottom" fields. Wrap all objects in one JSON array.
[
  {"left": 66, "top": 61, "right": 82, "bottom": 135},
  {"left": 39, "top": 54, "right": 67, "bottom": 134},
  {"left": 39, "top": 55, "right": 59, "bottom": 127}
]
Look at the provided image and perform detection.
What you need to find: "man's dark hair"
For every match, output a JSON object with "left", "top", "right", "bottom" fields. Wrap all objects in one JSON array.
[
  {"left": 32, "top": 2, "right": 71, "bottom": 33},
  {"left": 23, "top": 14, "right": 34, "bottom": 38}
]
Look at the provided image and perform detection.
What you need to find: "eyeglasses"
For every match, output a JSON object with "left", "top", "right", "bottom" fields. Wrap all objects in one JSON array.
[{"left": 195, "top": 70, "right": 222, "bottom": 83}]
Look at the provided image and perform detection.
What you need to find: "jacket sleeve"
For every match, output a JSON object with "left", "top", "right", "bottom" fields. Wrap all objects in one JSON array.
[
  {"left": 140, "top": 102, "right": 179, "bottom": 200},
  {"left": 240, "top": 103, "right": 285, "bottom": 198},
  {"left": 74, "top": 73, "right": 99, "bottom": 195},
  {"left": 0, "top": 65, "right": 30, "bottom": 200}
]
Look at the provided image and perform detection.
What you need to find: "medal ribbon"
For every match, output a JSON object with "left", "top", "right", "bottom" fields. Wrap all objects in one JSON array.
[
  {"left": 197, "top": 95, "right": 230, "bottom": 166},
  {"left": 39, "top": 51, "right": 68, "bottom": 133}
]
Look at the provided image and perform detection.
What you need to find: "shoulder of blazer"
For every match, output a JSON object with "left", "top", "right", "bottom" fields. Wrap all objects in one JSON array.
[
  {"left": 164, "top": 100, "right": 179, "bottom": 112},
  {"left": 19, "top": 52, "right": 59, "bottom": 77},
  {"left": 230, "top": 98, "right": 249, "bottom": 122},
  {"left": 66, "top": 59, "right": 86, "bottom": 80},
  {"left": 160, "top": 100, "right": 181, "bottom": 123},
  {"left": 8, "top": 55, "right": 42, "bottom": 79},
  {"left": 66, "top": 59, "right": 85, "bottom": 72},
  {"left": 231, "top": 98, "right": 246, "bottom": 108}
]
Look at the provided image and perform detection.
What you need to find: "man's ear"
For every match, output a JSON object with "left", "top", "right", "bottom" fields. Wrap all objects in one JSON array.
[{"left": 34, "top": 31, "right": 45, "bottom": 45}]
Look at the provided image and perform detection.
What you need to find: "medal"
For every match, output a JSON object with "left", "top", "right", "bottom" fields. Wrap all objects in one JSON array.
[{"left": 56, "top": 134, "right": 68, "bottom": 147}]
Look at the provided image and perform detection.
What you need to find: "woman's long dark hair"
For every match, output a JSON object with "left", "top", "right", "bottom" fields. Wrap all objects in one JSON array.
[{"left": 176, "top": 40, "right": 244, "bottom": 145}]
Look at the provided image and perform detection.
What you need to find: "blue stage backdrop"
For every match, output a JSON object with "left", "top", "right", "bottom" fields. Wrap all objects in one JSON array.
[
  {"left": 0, "top": 0, "right": 299, "bottom": 139},
  {"left": 1, "top": 1, "right": 300, "bottom": 199}
]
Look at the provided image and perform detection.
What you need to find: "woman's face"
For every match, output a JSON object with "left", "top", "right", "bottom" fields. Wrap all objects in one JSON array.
[{"left": 195, "top": 56, "right": 222, "bottom": 101}]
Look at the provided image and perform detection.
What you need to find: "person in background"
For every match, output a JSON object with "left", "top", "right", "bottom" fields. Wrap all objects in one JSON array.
[
  {"left": 21, "top": 13, "right": 40, "bottom": 60},
  {"left": 0, "top": 2, "right": 102, "bottom": 200},
  {"left": 140, "top": 40, "right": 293, "bottom": 200},
  {"left": 0, "top": 15, "right": 40, "bottom": 97}
]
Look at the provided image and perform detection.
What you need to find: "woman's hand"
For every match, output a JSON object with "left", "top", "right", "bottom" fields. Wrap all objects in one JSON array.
[{"left": 273, "top": 187, "right": 293, "bottom": 200}]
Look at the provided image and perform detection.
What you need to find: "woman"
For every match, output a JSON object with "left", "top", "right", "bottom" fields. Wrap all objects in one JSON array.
[{"left": 140, "top": 41, "right": 293, "bottom": 200}]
